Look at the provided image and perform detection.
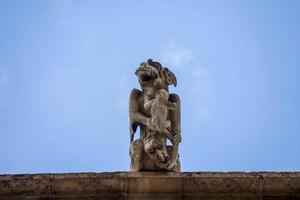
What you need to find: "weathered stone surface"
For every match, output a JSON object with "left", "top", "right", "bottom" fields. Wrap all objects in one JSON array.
[
  {"left": 1, "top": 172, "right": 300, "bottom": 199},
  {"left": 129, "top": 59, "right": 181, "bottom": 172}
]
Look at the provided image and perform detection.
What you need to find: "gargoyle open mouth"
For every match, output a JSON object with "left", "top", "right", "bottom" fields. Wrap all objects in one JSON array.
[
  {"left": 159, "top": 156, "right": 170, "bottom": 164},
  {"left": 135, "top": 66, "right": 159, "bottom": 86},
  {"left": 137, "top": 70, "right": 157, "bottom": 82}
]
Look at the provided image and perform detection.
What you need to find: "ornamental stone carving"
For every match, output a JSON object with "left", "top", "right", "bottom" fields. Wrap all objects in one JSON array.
[{"left": 129, "top": 59, "right": 181, "bottom": 171}]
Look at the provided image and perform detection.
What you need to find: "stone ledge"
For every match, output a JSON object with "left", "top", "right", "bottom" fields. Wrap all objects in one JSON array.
[{"left": 0, "top": 172, "right": 300, "bottom": 199}]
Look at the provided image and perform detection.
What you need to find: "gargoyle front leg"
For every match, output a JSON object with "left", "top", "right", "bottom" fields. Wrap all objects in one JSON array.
[
  {"left": 130, "top": 111, "right": 155, "bottom": 128},
  {"left": 167, "top": 101, "right": 177, "bottom": 111},
  {"left": 129, "top": 111, "right": 157, "bottom": 141},
  {"left": 130, "top": 89, "right": 155, "bottom": 142}
]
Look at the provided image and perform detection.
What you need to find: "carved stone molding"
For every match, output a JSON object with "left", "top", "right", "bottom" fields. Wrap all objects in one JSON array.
[{"left": 1, "top": 172, "right": 300, "bottom": 199}]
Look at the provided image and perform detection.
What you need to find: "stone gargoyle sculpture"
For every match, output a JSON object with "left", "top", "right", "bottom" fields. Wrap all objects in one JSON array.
[{"left": 129, "top": 59, "right": 181, "bottom": 172}]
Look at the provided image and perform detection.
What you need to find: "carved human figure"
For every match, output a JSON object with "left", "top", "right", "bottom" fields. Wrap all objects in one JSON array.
[{"left": 129, "top": 59, "right": 181, "bottom": 171}]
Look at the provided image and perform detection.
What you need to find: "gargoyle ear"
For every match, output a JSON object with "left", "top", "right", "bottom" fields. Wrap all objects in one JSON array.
[
  {"left": 164, "top": 68, "right": 177, "bottom": 87},
  {"left": 140, "top": 62, "right": 146, "bottom": 67},
  {"left": 147, "top": 59, "right": 162, "bottom": 70}
]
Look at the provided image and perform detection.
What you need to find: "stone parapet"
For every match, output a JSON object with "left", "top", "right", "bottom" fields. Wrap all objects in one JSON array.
[{"left": 1, "top": 172, "right": 300, "bottom": 199}]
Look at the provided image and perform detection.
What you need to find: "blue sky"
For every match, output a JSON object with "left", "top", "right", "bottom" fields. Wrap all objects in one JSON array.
[{"left": 0, "top": 0, "right": 300, "bottom": 173}]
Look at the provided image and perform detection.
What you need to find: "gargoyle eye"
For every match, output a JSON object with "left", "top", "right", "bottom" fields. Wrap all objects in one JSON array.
[
  {"left": 157, "top": 144, "right": 162, "bottom": 150},
  {"left": 149, "top": 148, "right": 155, "bottom": 154}
]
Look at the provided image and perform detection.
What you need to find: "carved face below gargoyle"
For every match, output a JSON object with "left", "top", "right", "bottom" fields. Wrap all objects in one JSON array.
[{"left": 143, "top": 133, "right": 170, "bottom": 168}]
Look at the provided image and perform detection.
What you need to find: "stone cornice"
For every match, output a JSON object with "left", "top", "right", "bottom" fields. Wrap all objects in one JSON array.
[{"left": 1, "top": 172, "right": 300, "bottom": 199}]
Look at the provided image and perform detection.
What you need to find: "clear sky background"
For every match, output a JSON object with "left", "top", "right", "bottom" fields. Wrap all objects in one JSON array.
[{"left": 0, "top": 0, "right": 300, "bottom": 174}]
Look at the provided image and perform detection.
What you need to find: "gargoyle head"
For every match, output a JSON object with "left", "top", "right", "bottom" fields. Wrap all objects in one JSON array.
[{"left": 135, "top": 59, "right": 177, "bottom": 90}]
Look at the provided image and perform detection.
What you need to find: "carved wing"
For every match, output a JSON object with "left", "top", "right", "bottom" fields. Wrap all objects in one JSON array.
[
  {"left": 168, "top": 93, "right": 181, "bottom": 136},
  {"left": 168, "top": 93, "right": 181, "bottom": 169},
  {"left": 129, "top": 88, "right": 142, "bottom": 142}
]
